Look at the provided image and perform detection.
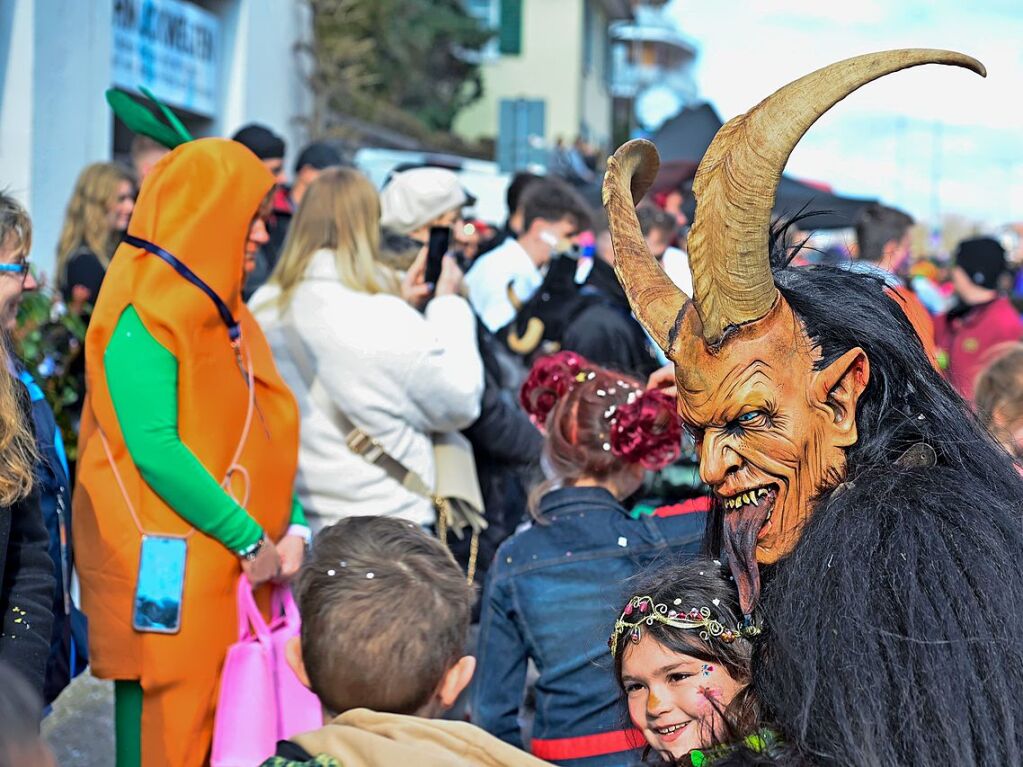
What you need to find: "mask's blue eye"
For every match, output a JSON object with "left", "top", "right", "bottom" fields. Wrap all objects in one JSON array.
[{"left": 737, "top": 411, "right": 762, "bottom": 424}]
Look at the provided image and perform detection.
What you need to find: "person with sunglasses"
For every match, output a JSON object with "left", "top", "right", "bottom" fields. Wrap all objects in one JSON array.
[
  {"left": 0, "top": 192, "right": 57, "bottom": 699},
  {"left": 0, "top": 234, "right": 35, "bottom": 326},
  {"left": 1, "top": 192, "right": 91, "bottom": 706}
]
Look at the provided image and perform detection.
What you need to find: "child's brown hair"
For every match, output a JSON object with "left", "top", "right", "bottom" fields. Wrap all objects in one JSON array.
[
  {"left": 294, "top": 516, "right": 472, "bottom": 715},
  {"left": 519, "top": 351, "right": 681, "bottom": 515}
]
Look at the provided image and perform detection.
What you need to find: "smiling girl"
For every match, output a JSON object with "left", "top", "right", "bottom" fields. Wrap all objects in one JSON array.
[{"left": 610, "top": 559, "right": 764, "bottom": 765}]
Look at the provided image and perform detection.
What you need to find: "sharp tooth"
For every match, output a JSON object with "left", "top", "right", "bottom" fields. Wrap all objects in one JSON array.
[
  {"left": 743, "top": 492, "right": 752, "bottom": 505},
  {"left": 750, "top": 493, "right": 759, "bottom": 506},
  {"left": 758, "top": 488, "right": 768, "bottom": 497}
]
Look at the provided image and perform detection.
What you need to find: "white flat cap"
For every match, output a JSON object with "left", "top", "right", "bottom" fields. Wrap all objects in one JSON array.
[{"left": 379, "top": 167, "right": 472, "bottom": 235}]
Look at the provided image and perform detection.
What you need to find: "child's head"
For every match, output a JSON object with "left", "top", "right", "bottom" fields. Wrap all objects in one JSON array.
[
  {"left": 520, "top": 351, "right": 681, "bottom": 505},
  {"left": 290, "top": 516, "right": 475, "bottom": 718},
  {"left": 610, "top": 558, "right": 759, "bottom": 762},
  {"left": 975, "top": 343, "right": 1023, "bottom": 460}
]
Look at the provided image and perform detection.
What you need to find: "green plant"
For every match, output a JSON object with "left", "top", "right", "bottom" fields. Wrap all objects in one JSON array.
[
  {"left": 14, "top": 290, "right": 88, "bottom": 460},
  {"left": 303, "top": 0, "right": 492, "bottom": 137}
]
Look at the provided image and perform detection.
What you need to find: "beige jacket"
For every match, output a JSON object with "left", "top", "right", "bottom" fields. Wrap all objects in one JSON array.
[{"left": 292, "top": 708, "right": 553, "bottom": 767}]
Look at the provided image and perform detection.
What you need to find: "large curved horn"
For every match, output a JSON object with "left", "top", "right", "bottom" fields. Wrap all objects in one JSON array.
[
  {"left": 688, "top": 49, "right": 985, "bottom": 344},
  {"left": 603, "top": 139, "right": 685, "bottom": 352}
]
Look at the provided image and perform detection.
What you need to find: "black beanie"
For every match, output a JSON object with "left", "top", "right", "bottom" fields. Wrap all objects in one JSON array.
[
  {"left": 231, "top": 124, "right": 286, "bottom": 160},
  {"left": 294, "top": 141, "right": 343, "bottom": 173},
  {"left": 955, "top": 237, "right": 1006, "bottom": 290}
]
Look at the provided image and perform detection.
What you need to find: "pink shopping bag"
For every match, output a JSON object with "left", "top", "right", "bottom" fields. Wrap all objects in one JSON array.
[
  {"left": 270, "top": 586, "right": 323, "bottom": 738},
  {"left": 211, "top": 576, "right": 322, "bottom": 766}
]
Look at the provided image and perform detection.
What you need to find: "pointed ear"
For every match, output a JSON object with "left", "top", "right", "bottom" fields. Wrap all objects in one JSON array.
[
  {"left": 285, "top": 635, "right": 312, "bottom": 690},
  {"left": 436, "top": 655, "right": 476, "bottom": 711},
  {"left": 812, "top": 347, "right": 870, "bottom": 447}
]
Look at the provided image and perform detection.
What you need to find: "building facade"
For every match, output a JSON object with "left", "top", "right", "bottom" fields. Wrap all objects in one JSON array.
[
  {"left": 1, "top": 0, "right": 313, "bottom": 278},
  {"left": 455, "top": 0, "right": 632, "bottom": 169},
  {"left": 610, "top": 0, "right": 698, "bottom": 140}
]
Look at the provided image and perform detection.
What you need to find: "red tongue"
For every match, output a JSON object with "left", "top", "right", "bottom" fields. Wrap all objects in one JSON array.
[{"left": 722, "top": 491, "right": 774, "bottom": 616}]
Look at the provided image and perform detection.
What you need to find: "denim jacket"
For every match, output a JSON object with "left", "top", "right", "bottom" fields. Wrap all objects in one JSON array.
[{"left": 473, "top": 486, "right": 707, "bottom": 767}]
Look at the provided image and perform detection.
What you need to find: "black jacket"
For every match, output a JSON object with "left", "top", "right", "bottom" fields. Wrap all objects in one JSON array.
[
  {"left": 18, "top": 368, "right": 88, "bottom": 703},
  {"left": 561, "top": 258, "right": 660, "bottom": 378},
  {"left": 0, "top": 436, "right": 56, "bottom": 695},
  {"left": 451, "top": 324, "right": 542, "bottom": 597},
  {"left": 60, "top": 246, "right": 107, "bottom": 307}
]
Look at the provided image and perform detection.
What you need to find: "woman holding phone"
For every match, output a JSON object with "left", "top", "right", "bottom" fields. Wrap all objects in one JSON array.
[
  {"left": 74, "top": 138, "right": 308, "bottom": 767},
  {"left": 251, "top": 166, "right": 483, "bottom": 531}
]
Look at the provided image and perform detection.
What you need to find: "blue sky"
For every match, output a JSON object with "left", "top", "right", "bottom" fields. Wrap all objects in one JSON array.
[{"left": 667, "top": 0, "right": 1023, "bottom": 228}]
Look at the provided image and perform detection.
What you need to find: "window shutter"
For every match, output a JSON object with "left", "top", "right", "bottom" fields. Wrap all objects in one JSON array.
[
  {"left": 499, "top": 0, "right": 523, "bottom": 55},
  {"left": 497, "top": 98, "right": 546, "bottom": 173}
]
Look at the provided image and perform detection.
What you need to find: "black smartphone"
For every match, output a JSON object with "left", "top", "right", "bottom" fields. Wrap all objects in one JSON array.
[{"left": 425, "top": 226, "right": 451, "bottom": 286}]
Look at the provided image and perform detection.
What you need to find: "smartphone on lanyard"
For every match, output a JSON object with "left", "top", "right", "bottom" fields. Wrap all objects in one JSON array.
[{"left": 132, "top": 535, "right": 188, "bottom": 634}]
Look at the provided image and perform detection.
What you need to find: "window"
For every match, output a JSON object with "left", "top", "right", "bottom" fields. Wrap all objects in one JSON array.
[
  {"left": 583, "top": 1, "right": 594, "bottom": 72},
  {"left": 583, "top": 1, "right": 610, "bottom": 81},
  {"left": 464, "top": 0, "right": 501, "bottom": 59},
  {"left": 465, "top": 0, "right": 499, "bottom": 27}
]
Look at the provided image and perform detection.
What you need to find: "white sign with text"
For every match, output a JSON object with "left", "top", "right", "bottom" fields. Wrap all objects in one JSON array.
[{"left": 112, "top": 0, "right": 220, "bottom": 117}]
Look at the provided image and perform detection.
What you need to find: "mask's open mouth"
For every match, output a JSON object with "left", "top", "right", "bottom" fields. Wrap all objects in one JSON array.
[{"left": 721, "top": 484, "right": 778, "bottom": 616}]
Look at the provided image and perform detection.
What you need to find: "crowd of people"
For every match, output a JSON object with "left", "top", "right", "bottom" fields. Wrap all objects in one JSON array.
[{"left": 0, "top": 48, "right": 1022, "bottom": 767}]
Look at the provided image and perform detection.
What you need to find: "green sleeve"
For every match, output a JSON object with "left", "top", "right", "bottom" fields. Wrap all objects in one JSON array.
[
  {"left": 104, "top": 305, "right": 263, "bottom": 554},
  {"left": 290, "top": 493, "right": 307, "bottom": 526}
]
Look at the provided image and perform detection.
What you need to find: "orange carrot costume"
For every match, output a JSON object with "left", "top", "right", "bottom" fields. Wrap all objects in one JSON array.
[{"left": 73, "top": 138, "right": 300, "bottom": 766}]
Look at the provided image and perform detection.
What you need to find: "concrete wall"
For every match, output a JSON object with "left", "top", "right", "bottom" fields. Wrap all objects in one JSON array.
[
  {"left": 0, "top": 0, "right": 312, "bottom": 279},
  {"left": 214, "top": 0, "right": 312, "bottom": 156},
  {"left": 579, "top": 3, "right": 613, "bottom": 147},
  {"left": 0, "top": 0, "right": 35, "bottom": 207},
  {"left": 1, "top": 1, "right": 114, "bottom": 280},
  {"left": 453, "top": 0, "right": 587, "bottom": 148}
]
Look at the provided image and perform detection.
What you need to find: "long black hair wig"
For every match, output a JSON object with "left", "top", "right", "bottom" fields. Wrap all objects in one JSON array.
[{"left": 707, "top": 230, "right": 1023, "bottom": 766}]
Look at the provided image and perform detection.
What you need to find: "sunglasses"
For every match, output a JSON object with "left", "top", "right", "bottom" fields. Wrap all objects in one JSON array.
[{"left": 0, "top": 260, "right": 31, "bottom": 285}]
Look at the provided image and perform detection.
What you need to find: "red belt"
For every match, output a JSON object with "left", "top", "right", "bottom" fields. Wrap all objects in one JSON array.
[
  {"left": 530, "top": 728, "right": 645, "bottom": 761},
  {"left": 653, "top": 496, "right": 711, "bottom": 517}
]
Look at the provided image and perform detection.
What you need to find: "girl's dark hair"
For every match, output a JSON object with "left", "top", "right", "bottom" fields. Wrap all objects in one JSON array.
[{"left": 612, "top": 558, "right": 759, "bottom": 740}]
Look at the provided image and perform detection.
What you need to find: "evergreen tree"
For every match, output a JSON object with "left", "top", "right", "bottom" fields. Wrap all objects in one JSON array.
[{"left": 305, "top": 0, "right": 492, "bottom": 136}]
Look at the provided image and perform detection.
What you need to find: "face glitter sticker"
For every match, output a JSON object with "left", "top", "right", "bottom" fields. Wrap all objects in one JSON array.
[{"left": 647, "top": 690, "right": 662, "bottom": 712}]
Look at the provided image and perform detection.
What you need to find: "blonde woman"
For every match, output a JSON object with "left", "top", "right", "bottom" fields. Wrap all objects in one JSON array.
[
  {"left": 0, "top": 193, "right": 54, "bottom": 694},
  {"left": 56, "top": 162, "right": 136, "bottom": 310},
  {"left": 252, "top": 167, "right": 484, "bottom": 530}
]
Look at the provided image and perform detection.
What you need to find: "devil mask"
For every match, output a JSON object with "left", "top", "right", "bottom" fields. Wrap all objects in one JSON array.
[{"left": 603, "top": 50, "right": 985, "bottom": 616}]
